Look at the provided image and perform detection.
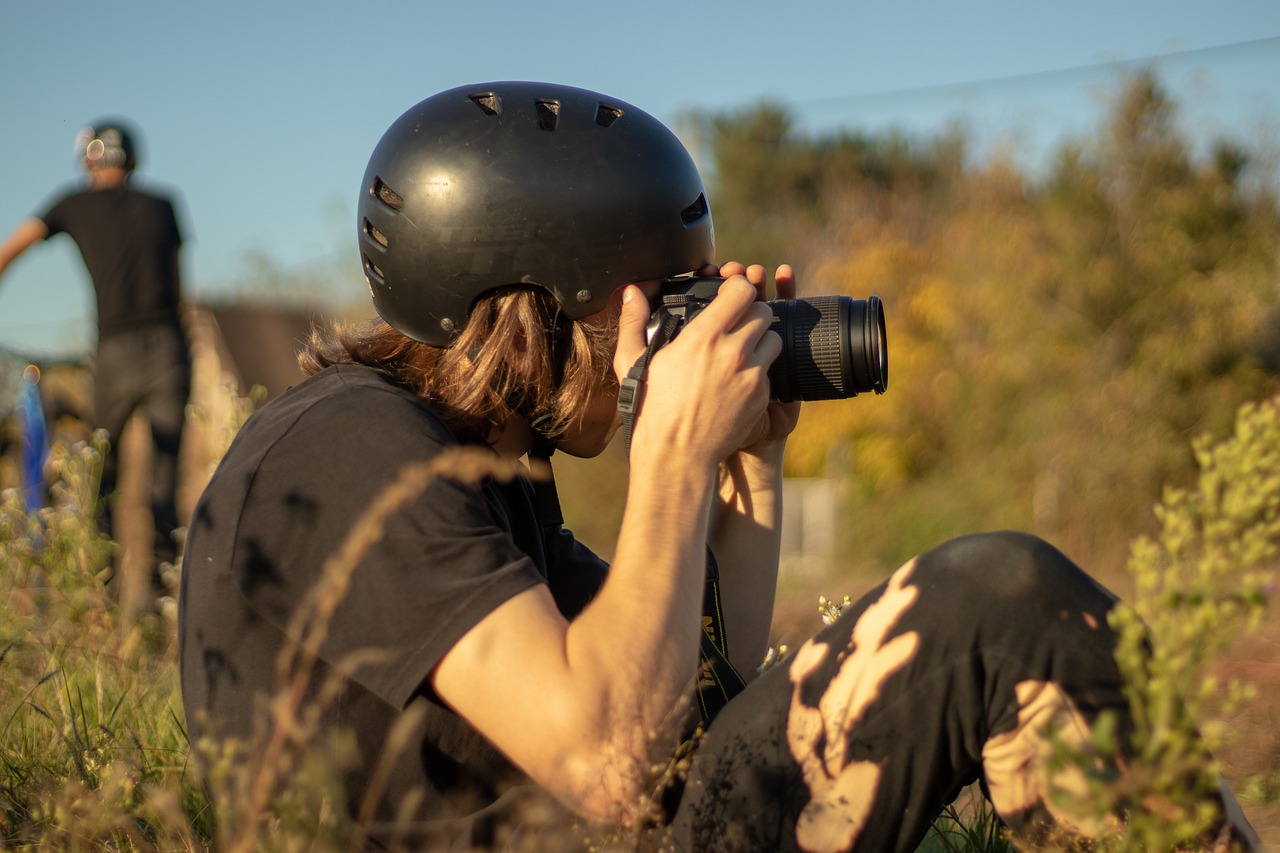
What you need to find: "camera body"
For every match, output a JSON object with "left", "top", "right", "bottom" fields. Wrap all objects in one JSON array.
[{"left": 647, "top": 275, "right": 888, "bottom": 403}]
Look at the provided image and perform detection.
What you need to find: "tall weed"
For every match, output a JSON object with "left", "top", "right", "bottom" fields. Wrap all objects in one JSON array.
[
  {"left": 0, "top": 433, "right": 196, "bottom": 850},
  {"left": 1046, "top": 395, "right": 1280, "bottom": 850},
  {"left": 1, "top": 393, "right": 1275, "bottom": 851}
]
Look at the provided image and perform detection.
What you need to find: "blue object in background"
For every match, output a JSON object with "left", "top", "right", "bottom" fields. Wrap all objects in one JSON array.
[{"left": 17, "top": 364, "right": 49, "bottom": 513}]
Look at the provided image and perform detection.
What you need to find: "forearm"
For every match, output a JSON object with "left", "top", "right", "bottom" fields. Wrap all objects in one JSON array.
[
  {"left": 432, "top": 459, "right": 720, "bottom": 823},
  {"left": 438, "top": 276, "right": 783, "bottom": 818},
  {"left": 708, "top": 442, "right": 785, "bottom": 678},
  {"left": 0, "top": 218, "right": 48, "bottom": 279},
  {"left": 552, "top": 446, "right": 783, "bottom": 810},
  {"left": 566, "top": 459, "right": 716, "bottom": 744}
]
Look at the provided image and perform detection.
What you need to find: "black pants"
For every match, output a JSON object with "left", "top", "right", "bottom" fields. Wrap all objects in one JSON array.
[
  {"left": 94, "top": 323, "right": 191, "bottom": 566},
  {"left": 369, "top": 532, "right": 1258, "bottom": 852},
  {"left": 664, "top": 531, "right": 1133, "bottom": 852}
]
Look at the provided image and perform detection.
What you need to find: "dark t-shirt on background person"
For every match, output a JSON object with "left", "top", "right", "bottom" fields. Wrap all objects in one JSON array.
[{"left": 38, "top": 183, "right": 185, "bottom": 338}]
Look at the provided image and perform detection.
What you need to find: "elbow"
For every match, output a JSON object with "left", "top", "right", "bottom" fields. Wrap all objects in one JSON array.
[
  {"left": 545, "top": 704, "right": 692, "bottom": 826},
  {"left": 558, "top": 689, "right": 697, "bottom": 824},
  {"left": 555, "top": 747, "right": 658, "bottom": 826}
]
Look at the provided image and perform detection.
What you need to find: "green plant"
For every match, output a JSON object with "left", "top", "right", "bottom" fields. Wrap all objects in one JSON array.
[
  {"left": 921, "top": 795, "right": 1013, "bottom": 853},
  {"left": 1047, "top": 394, "right": 1280, "bottom": 850},
  {"left": 0, "top": 434, "right": 201, "bottom": 851}
]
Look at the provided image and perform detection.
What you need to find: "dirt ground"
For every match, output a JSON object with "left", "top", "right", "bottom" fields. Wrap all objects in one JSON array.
[{"left": 1211, "top": 603, "right": 1280, "bottom": 846}]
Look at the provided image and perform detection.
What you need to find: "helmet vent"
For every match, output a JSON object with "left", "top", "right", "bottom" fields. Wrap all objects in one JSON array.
[
  {"left": 594, "top": 104, "right": 623, "bottom": 127},
  {"left": 470, "top": 93, "right": 501, "bottom": 115},
  {"left": 680, "top": 193, "right": 709, "bottom": 226},
  {"left": 371, "top": 177, "right": 404, "bottom": 211},
  {"left": 363, "top": 255, "right": 385, "bottom": 283},
  {"left": 363, "top": 217, "right": 389, "bottom": 248},
  {"left": 536, "top": 100, "right": 560, "bottom": 131}
]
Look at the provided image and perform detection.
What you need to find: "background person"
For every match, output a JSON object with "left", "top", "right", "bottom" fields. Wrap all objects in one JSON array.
[
  {"left": 0, "top": 119, "right": 192, "bottom": 578},
  {"left": 178, "top": 82, "right": 1259, "bottom": 851}
]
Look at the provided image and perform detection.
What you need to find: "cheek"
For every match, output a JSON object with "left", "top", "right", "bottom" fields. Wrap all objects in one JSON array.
[
  {"left": 583, "top": 385, "right": 623, "bottom": 446},
  {"left": 588, "top": 383, "right": 620, "bottom": 430}
]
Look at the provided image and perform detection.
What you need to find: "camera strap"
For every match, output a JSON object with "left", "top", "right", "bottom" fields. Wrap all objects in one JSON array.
[
  {"left": 696, "top": 547, "right": 747, "bottom": 722},
  {"left": 616, "top": 311, "right": 681, "bottom": 456},
  {"left": 614, "top": 315, "right": 747, "bottom": 723},
  {"left": 527, "top": 439, "right": 564, "bottom": 527}
]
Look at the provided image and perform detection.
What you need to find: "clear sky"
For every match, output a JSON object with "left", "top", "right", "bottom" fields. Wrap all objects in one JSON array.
[{"left": 2, "top": 0, "right": 1280, "bottom": 358}]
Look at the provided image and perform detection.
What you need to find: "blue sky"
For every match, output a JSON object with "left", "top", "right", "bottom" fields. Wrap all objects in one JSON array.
[{"left": 2, "top": 0, "right": 1280, "bottom": 357}]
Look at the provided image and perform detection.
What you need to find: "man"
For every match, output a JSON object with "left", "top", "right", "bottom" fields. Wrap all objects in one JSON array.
[
  {"left": 0, "top": 119, "right": 192, "bottom": 573},
  {"left": 178, "top": 82, "right": 1259, "bottom": 851}
]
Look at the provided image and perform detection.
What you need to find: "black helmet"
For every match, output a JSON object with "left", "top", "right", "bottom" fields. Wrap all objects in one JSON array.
[
  {"left": 74, "top": 119, "right": 139, "bottom": 172},
  {"left": 358, "top": 81, "right": 715, "bottom": 346}
]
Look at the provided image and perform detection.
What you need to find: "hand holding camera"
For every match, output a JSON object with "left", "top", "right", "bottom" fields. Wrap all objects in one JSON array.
[
  {"left": 615, "top": 272, "right": 779, "bottom": 464},
  {"left": 615, "top": 262, "right": 887, "bottom": 462},
  {"left": 648, "top": 272, "right": 887, "bottom": 403}
]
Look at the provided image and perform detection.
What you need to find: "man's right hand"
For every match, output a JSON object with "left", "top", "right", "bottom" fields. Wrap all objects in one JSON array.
[{"left": 614, "top": 275, "right": 781, "bottom": 470}]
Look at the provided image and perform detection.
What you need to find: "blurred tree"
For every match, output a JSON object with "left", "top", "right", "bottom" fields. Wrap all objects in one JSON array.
[
  {"left": 559, "top": 71, "right": 1280, "bottom": 585},
  {"left": 697, "top": 71, "right": 1280, "bottom": 577},
  {"left": 682, "top": 103, "right": 966, "bottom": 280},
  {"left": 1029, "top": 71, "right": 1280, "bottom": 561}
]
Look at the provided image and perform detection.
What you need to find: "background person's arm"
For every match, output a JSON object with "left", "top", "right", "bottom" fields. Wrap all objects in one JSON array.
[{"left": 0, "top": 218, "right": 48, "bottom": 281}]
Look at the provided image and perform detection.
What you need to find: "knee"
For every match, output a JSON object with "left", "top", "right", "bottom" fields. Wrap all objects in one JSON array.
[{"left": 911, "top": 531, "right": 1116, "bottom": 618}]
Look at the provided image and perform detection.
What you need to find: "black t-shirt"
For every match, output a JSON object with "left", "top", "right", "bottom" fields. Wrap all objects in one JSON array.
[
  {"left": 38, "top": 182, "right": 184, "bottom": 338},
  {"left": 178, "top": 364, "right": 608, "bottom": 828}
]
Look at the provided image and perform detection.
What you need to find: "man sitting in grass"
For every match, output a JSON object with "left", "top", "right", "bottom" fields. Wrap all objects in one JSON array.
[{"left": 178, "top": 81, "right": 1261, "bottom": 852}]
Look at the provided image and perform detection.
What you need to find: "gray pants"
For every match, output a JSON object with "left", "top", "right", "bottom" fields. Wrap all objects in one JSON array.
[{"left": 94, "top": 322, "right": 191, "bottom": 565}]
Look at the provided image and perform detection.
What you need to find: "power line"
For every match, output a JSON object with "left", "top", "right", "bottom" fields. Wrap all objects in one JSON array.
[{"left": 795, "top": 35, "right": 1280, "bottom": 109}]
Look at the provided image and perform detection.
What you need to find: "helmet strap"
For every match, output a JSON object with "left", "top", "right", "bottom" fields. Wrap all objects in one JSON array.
[{"left": 526, "top": 436, "right": 563, "bottom": 528}]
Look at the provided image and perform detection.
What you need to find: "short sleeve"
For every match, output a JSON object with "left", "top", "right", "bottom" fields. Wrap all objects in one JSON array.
[
  {"left": 215, "top": 367, "right": 549, "bottom": 711},
  {"left": 37, "top": 193, "right": 72, "bottom": 238},
  {"left": 543, "top": 526, "right": 608, "bottom": 619}
]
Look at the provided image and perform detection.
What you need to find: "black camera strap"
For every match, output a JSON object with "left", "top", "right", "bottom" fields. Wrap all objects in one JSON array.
[
  {"left": 527, "top": 439, "right": 564, "bottom": 527},
  {"left": 696, "top": 547, "right": 747, "bottom": 722},
  {"left": 616, "top": 311, "right": 680, "bottom": 456},
  {"left": 613, "top": 315, "right": 747, "bottom": 724}
]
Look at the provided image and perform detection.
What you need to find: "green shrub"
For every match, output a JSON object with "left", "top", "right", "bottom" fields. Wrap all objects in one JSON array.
[
  {"left": 2, "top": 333, "right": 1276, "bottom": 852},
  {"left": 1047, "top": 395, "right": 1280, "bottom": 851},
  {"left": 0, "top": 434, "right": 202, "bottom": 851}
]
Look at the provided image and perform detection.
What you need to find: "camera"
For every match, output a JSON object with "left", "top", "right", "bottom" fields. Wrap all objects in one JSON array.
[{"left": 647, "top": 275, "right": 888, "bottom": 402}]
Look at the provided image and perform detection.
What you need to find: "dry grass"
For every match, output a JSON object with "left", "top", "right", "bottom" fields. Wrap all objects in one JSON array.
[{"left": 3, "top": 311, "right": 1277, "bottom": 850}]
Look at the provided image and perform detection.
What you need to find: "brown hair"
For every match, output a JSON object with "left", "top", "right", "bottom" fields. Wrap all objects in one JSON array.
[{"left": 299, "top": 286, "right": 616, "bottom": 446}]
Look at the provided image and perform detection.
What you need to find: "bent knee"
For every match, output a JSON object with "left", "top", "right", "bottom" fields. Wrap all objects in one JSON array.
[{"left": 912, "top": 531, "right": 1116, "bottom": 615}]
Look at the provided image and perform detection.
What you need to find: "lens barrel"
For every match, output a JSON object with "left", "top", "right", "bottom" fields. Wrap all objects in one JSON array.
[{"left": 766, "top": 295, "right": 888, "bottom": 402}]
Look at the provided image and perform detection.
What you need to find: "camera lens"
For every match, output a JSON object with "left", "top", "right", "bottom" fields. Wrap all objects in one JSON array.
[{"left": 766, "top": 295, "right": 888, "bottom": 402}]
